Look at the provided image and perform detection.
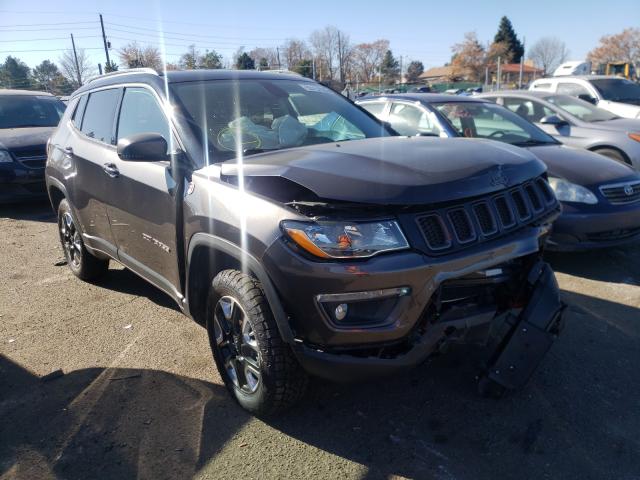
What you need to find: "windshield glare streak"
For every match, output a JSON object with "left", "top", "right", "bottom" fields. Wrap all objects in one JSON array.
[{"left": 545, "top": 95, "right": 618, "bottom": 122}]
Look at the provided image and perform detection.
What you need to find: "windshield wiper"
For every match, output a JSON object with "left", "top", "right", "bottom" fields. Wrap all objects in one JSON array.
[{"left": 511, "top": 140, "right": 554, "bottom": 147}]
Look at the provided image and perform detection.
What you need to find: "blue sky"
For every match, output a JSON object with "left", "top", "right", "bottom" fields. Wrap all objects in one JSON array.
[{"left": 1, "top": 0, "right": 638, "bottom": 71}]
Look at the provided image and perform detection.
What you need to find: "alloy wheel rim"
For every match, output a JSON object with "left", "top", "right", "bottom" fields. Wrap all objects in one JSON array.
[
  {"left": 60, "top": 212, "right": 81, "bottom": 268},
  {"left": 213, "top": 296, "right": 261, "bottom": 394}
]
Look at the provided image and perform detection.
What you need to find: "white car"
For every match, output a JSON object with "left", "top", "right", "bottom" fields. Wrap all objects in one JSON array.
[{"left": 530, "top": 76, "right": 640, "bottom": 119}]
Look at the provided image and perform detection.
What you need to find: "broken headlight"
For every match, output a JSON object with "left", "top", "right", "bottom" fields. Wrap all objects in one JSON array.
[{"left": 281, "top": 220, "right": 409, "bottom": 259}]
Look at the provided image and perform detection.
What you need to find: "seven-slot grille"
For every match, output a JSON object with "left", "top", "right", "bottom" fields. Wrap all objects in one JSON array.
[
  {"left": 415, "top": 177, "right": 557, "bottom": 253},
  {"left": 599, "top": 181, "right": 640, "bottom": 205},
  {"left": 11, "top": 146, "right": 47, "bottom": 169}
]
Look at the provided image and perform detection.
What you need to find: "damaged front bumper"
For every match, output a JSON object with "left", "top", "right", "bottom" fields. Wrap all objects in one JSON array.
[{"left": 291, "top": 258, "right": 564, "bottom": 390}]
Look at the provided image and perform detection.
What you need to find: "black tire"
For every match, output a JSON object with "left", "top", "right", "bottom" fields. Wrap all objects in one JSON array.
[
  {"left": 57, "top": 199, "right": 109, "bottom": 281},
  {"left": 207, "top": 269, "right": 308, "bottom": 415},
  {"left": 593, "top": 148, "right": 630, "bottom": 165}
]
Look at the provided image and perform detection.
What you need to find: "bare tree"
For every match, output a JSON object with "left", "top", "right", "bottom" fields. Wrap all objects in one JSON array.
[
  {"left": 59, "top": 48, "right": 95, "bottom": 87},
  {"left": 528, "top": 37, "right": 569, "bottom": 74},
  {"left": 281, "top": 38, "right": 311, "bottom": 69},
  {"left": 352, "top": 39, "right": 389, "bottom": 82},
  {"left": 118, "top": 42, "right": 162, "bottom": 71},
  {"left": 247, "top": 47, "right": 279, "bottom": 69},
  {"left": 587, "top": 27, "right": 640, "bottom": 72},
  {"left": 310, "top": 26, "right": 350, "bottom": 81}
]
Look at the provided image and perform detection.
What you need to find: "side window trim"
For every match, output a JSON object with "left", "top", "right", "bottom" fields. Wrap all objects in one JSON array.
[{"left": 72, "top": 94, "right": 88, "bottom": 130}]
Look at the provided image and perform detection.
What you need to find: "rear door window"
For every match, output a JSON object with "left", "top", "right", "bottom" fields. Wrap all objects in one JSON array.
[
  {"left": 389, "top": 103, "right": 440, "bottom": 136},
  {"left": 80, "top": 88, "right": 121, "bottom": 144},
  {"left": 503, "top": 97, "right": 554, "bottom": 123},
  {"left": 72, "top": 94, "right": 88, "bottom": 129},
  {"left": 557, "top": 82, "right": 591, "bottom": 97},
  {"left": 360, "top": 102, "right": 386, "bottom": 119}
]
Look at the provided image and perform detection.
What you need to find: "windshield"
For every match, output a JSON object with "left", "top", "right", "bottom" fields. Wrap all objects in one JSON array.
[
  {"left": 590, "top": 78, "right": 640, "bottom": 102},
  {"left": 545, "top": 95, "right": 618, "bottom": 122},
  {"left": 170, "top": 79, "right": 389, "bottom": 160},
  {"left": 433, "top": 101, "right": 558, "bottom": 146},
  {"left": 0, "top": 95, "right": 66, "bottom": 129}
]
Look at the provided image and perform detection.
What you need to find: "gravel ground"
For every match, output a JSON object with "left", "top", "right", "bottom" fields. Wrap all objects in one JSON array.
[{"left": 1, "top": 201, "right": 639, "bottom": 480}]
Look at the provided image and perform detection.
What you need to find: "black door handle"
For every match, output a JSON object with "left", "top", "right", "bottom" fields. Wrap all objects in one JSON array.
[{"left": 103, "top": 163, "right": 120, "bottom": 178}]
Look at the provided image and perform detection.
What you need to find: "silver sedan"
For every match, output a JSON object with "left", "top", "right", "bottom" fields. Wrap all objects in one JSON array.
[{"left": 479, "top": 91, "right": 640, "bottom": 169}]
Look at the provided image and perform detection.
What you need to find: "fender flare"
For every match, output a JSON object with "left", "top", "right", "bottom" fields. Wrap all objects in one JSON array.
[
  {"left": 46, "top": 175, "right": 69, "bottom": 206},
  {"left": 186, "top": 233, "right": 295, "bottom": 344}
]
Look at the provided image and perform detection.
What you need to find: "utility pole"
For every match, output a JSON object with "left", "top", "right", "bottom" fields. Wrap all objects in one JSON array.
[
  {"left": 276, "top": 47, "right": 281, "bottom": 70},
  {"left": 400, "top": 55, "right": 403, "bottom": 86},
  {"left": 99, "top": 14, "right": 111, "bottom": 69},
  {"left": 518, "top": 37, "right": 525, "bottom": 89},
  {"left": 98, "top": 63, "right": 103, "bottom": 75},
  {"left": 70, "top": 33, "right": 82, "bottom": 86},
  {"left": 312, "top": 58, "right": 316, "bottom": 80},
  {"left": 496, "top": 56, "right": 501, "bottom": 91}
]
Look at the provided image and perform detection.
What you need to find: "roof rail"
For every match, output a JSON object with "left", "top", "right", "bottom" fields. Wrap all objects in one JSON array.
[{"left": 87, "top": 68, "right": 158, "bottom": 84}]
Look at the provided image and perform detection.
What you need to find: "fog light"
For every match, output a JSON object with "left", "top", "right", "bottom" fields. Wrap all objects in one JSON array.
[{"left": 335, "top": 303, "right": 348, "bottom": 321}]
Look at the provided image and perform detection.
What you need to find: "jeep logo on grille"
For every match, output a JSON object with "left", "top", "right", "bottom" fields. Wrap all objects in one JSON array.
[
  {"left": 490, "top": 165, "right": 509, "bottom": 187},
  {"left": 624, "top": 184, "right": 634, "bottom": 196}
]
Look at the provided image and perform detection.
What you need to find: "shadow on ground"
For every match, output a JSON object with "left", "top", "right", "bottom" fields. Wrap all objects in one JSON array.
[
  {"left": 0, "top": 200, "right": 55, "bottom": 223},
  {"left": 2, "top": 294, "right": 639, "bottom": 479},
  {"left": 546, "top": 244, "right": 640, "bottom": 286},
  {"left": 95, "top": 267, "right": 181, "bottom": 312}
]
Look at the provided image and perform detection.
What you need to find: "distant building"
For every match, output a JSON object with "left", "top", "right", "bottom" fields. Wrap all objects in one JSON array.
[
  {"left": 419, "top": 66, "right": 456, "bottom": 83},
  {"left": 490, "top": 61, "right": 543, "bottom": 86}
]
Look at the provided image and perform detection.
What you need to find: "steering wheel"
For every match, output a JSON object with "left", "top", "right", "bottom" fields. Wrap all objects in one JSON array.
[{"left": 489, "top": 130, "right": 507, "bottom": 139}]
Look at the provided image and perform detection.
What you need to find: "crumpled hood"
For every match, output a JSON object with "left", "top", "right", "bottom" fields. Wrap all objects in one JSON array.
[
  {"left": 0, "top": 127, "right": 55, "bottom": 151},
  {"left": 220, "top": 136, "right": 546, "bottom": 205},
  {"left": 527, "top": 144, "right": 637, "bottom": 186}
]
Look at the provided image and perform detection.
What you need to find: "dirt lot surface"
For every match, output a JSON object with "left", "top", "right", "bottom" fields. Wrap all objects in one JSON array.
[{"left": 1, "top": 201, "right": 639, "bottom": 480}]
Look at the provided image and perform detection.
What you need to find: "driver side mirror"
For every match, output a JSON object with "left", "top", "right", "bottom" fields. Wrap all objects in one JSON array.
[
  {"left": 578, "top": 94, "right": 597, "bottom": 105},
  {"left": 540, "top": 115, "right": 568, "bottom": 127},
  {"left": 117, "top": 132, "right": 169, "bottom": 162}
]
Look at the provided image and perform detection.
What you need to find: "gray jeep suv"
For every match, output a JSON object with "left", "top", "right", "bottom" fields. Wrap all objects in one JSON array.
[{"left": 46, "top": 69, "right": 564, "bottom": 414}]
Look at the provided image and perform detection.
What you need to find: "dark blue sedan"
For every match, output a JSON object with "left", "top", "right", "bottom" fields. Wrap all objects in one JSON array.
[{"left": 357, "top": 93, "right": 640, "bottom": 251}]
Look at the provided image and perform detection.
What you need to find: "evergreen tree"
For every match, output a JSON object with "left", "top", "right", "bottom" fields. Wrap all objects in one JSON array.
[
  {"left": 104, "top": 60, "right": 118, "bottom": 73},
  {"left": 494, "top": 16, "right": 524, "bottom": 62},
  {"left": 259, "top": 57, "right": 269, "bottom": 70},
  {"left": 0, "top": 56, "right": 32, "bottom": 89},
  {"left": 380, "top": 50, "right": 400, "bottom": 83},
  {"left": 291, "top": 59, "right": 313, "bottom": 78},
  {"left": 236, "top": 52, "right": 255, "bottom": 70},
  {"left": 405, "top": 60, "right": 424, "bottom": 83}
]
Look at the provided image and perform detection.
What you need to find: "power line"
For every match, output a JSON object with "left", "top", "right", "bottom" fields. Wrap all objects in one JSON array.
[
  {"left": 0, "top": 26, "right": 99, "bottom": 32},
  {"left": 104, "top": 22, "right": 286, "bottom": 42},
  {"left": 0, "top": 21, "right": 97, "bottom": 27},
  {"left": 0, "top": 36, "right": 101, "bottom": 42},
  {"left": 0, "top": 47, "right": 103, "bottom": 53}
]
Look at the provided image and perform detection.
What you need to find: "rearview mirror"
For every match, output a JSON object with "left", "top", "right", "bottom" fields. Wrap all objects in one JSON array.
[
  {"left": 540, "top": 115, "right": 568, "bottom": 127},
  {"left": 578, "top": 94, "right": 597, "bottom": 105},
  {"left": 117, "top": 132, "right": 169, "bottom": 161}
]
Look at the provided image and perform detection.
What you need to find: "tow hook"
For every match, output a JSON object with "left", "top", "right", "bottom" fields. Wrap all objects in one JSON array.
[{"left": 479, "top": 260, "right": 565, "bottom": 395}]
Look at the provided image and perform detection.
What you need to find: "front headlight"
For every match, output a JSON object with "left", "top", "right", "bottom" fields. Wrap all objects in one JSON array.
[
  {"left": 282, "top": 220, "right": 409, "bottom": 259},
  {"left": 0, "top": 150, "right": 13, "bottom": 163},
  {"left": 548, "top": 178, "right": 598, "bottom": 204}
]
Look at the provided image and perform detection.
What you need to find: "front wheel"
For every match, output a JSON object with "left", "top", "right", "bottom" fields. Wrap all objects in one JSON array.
[{"left": 207, "top": 270, "right": 308, "bottom": 415}]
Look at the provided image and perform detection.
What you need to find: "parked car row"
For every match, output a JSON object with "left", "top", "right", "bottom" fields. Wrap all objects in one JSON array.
[
  {"left": 0, "top": 90, "right": 66, "bottom": 203},
  {"left": 357, "top": 90, "right": 640, "bottom": 251}
]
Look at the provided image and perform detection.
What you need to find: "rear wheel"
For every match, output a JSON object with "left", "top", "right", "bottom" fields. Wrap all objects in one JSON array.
[
  {"left": 57, "top": 199, "right": 109, "bottom": 280},
  {"left": 207, "top": 269, "right": 308, "bottom": 415},
  {"left": 593, "top": 148, "right": 630, "bottom": 165}
]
